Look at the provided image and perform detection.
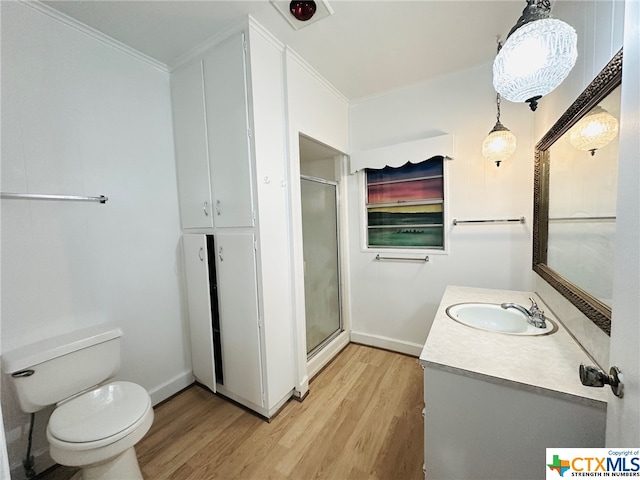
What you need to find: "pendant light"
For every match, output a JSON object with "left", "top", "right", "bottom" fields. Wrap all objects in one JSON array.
[
  {"left": 569, "top": 106, "right": 619, "bottom": 156},
  {"left": 482, "top": 91, "right": 517, "bottom": 167},
  {"left": 493, "top": 0, "right": 577, "bottom": 111}
]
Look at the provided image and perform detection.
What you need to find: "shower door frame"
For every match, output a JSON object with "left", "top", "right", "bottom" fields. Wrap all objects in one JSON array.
[{"left": 300, "top": 174, "right": 344, "bottom": 360}]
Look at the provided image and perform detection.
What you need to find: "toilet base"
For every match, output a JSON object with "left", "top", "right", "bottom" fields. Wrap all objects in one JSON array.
[{"left": 71, "top": 448, "right": 143, "bottom": 480}]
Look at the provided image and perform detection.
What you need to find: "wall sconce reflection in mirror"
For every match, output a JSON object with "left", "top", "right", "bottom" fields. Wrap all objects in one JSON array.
[{"left": 568, "top": 106, "right": 619, "bottom": 156}]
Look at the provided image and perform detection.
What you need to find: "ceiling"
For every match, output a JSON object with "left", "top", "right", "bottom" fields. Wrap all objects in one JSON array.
[{"left": 42, "top": 0, "right": 526, "bottom": 100}]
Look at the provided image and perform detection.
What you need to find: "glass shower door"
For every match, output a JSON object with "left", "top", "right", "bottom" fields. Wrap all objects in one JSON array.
[{"left": 300, "top": 176, "right": 342, "bottom": 357}]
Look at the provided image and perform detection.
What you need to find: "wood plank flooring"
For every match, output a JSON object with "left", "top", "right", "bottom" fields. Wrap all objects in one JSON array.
[{"left": 37, "top": 344, "right": 424, "bottom": 480}]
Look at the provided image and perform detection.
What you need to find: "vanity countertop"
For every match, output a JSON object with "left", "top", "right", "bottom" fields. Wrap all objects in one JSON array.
[{"left": 419, "top": 285, "right": 608, "bottom": 407}]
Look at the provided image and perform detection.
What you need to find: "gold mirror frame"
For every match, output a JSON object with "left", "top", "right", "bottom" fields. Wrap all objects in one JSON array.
[{"left": 533, "top": 48, "right": 622, "bottom": 337}]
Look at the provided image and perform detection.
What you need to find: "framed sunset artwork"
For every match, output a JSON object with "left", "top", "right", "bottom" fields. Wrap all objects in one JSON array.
[{"left": 365, "top": 156, "right": 445, "bottom": 249}]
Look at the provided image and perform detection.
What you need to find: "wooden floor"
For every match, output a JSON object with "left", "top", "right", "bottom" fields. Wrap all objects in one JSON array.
[{"left": 39, "top": 344, "right": 424, "bottom": 480}]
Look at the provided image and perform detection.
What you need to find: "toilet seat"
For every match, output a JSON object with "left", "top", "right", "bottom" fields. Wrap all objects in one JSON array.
[{"left": 47, "top": 381, "right": 151, "bottom": 450}]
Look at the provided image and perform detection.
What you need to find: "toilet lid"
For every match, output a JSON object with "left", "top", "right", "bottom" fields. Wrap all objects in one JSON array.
[{"left": 48, "top": 381, "right": 150, "bottom": 443}]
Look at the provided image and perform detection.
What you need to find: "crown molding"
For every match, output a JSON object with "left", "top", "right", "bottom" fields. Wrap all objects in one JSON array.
[
  {"left": 247, "top": 15, "right": 285, "bottom": 53},
  {"left": 284, "top": 47, "right": 348, "bottom": 105},
  {"left": 168, "top": 16, "right": 286, "bottom": 72},
  {"left": 167, "top": 17, "right": 249, "bottom": 72},
  {"left": 21, "top": 1, "right": 168, "bottom": 73}
]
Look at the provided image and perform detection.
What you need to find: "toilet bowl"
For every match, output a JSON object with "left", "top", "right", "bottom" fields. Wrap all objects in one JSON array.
[
  {"left": 2, "top": 326, "right": 154, "bottom": 480},
  {"left": 47, "top": 381, "right": 153, "bottom": 479}
]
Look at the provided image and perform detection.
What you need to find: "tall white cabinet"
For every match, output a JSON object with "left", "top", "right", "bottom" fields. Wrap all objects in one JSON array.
[{"left": 173, "top": 21, "right": 295, "bottom": 418}]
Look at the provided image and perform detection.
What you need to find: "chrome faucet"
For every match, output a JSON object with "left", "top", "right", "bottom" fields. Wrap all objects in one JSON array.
[{"left": 500, "top": 297, "right": 547, "bottom": 328}]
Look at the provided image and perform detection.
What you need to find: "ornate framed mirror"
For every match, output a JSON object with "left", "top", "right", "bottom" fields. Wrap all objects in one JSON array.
[{"left": 533, "top": 48, "right": 623, "bottom": 336}]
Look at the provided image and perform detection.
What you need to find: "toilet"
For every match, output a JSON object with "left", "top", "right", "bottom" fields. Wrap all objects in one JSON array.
[{"left": 2, "top": 325, "right": 153, "bottom": 480}]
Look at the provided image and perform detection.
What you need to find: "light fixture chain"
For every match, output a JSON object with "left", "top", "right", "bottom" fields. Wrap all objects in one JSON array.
[
  {"left": 495, "top": 38, "right": 502, "bottom": 123},
  {"left": 536, "top": 0, "right": 551, "bottom": 11}
]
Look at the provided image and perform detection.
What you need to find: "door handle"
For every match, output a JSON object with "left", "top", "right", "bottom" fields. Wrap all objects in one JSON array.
[
  {"left": 198, "top": 247, "right": 204, "bottom": 262},
  {"left": 579, "top": 364, "right": 624, "bottom": 398},
  {"left": 203, "top": 201, "right": 209, "bottom": 216}
]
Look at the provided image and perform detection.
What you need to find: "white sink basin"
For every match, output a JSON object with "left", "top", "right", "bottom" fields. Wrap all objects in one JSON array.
[{"left": 446, "top": 303, "right": 557, "bottom": 336}]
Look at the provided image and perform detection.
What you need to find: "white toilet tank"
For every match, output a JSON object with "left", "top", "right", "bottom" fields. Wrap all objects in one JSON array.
[{"left": 2, "top": 325, "right": 123, "bottom": 413}]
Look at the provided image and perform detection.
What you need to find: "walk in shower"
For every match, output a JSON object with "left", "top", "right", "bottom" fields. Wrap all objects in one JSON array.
[
  {"left": 298, "top": 134, "right": 344, "bottom": 360},
  {"left": 301, "top": 176, "right": 342, "bottom": 357}
]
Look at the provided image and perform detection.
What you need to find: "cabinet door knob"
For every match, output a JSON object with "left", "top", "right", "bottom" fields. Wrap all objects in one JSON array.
[
  {"left": 579, "top": 364, "right": 624, "bottom": 398},
  {"left": 198, "top": 247, "right": 205, "bottom": 262},
  {"left": 216, "top": 199, "right": 221, "bottom": 216},
  {"left": 218, "top": 246, "right": 223, "bottom": 262},
  {"left": 203, "top": 201, "right": 209, "bottom": 216}
]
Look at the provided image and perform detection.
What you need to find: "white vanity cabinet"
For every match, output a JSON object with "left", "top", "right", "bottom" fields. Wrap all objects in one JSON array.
[
  {"left": 420, "top": 286, "right": 607, "bottom": 480},
  {"left": 174, "top": 22, "right": 295, "bottom": 419},
  {"left": 422, "top": 366, "right": 606, "bottom": 480}
]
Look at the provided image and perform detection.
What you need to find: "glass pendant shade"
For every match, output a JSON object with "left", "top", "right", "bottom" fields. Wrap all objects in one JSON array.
[
  {"left": 493, "top": 18, "right": 577, "bottom": 110},
  {"left": 569, "top": 106, "right": 619, "bottom": 155},
  {"left": 482, "top": 122, "right": 517, "bottom": 166}
]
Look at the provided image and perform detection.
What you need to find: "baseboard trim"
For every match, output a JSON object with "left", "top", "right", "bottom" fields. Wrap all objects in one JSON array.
[
  {"left": 148, "top": 370, "right": 195, "bottom": 406},
  {"left": 307, "top": 331, "right": 350, "bottom": 380},
  {"left": 10, "top": 445, "right": 53, "bottom": 480},
  {"left": 294, "top": 375, "right": 309, "bottom": 400},
  {"left": 350, "top": 331, "right": 423, "bottom": 357}
]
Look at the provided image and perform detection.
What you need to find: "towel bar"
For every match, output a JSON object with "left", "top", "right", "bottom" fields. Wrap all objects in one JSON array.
[
  {"left": 452, "top": 217, "right": 524, "bottom": 225},
  {"left": 375, "top": 254, "right": 429, "bottom": 263},
  {"left": 1, "top": 193, "right": 108, "bottom": 204}
]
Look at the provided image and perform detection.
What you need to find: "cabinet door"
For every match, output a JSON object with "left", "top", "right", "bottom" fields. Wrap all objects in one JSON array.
[
  {"left": 182, "top": 234, "right": 216, "bottom": 392},
  {"left": 171, "top": 61, "right": 214, "bottom": 229},
  {"left": 203, "top": 33, "right": 255, "bottom": 228},
  {"left": 215, "top": 233, "right": 264, "bottom": 407}
]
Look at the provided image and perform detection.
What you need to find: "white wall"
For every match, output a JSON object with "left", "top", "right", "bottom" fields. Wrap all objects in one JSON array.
[
  {"left": 533, "top": 0, "right": 624, "bottom": 368},
  {"left": 285, "top": 49, "right": 350, "bottom": 395},
  {"left": 1, "top": 2, "right": 192, "bottom": 477},
  {"left": 348, "top": 63, "right": 535, "bottom": 354},
  {"left": 247, "top": 24, "right": 297, "bottom": 412}
]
